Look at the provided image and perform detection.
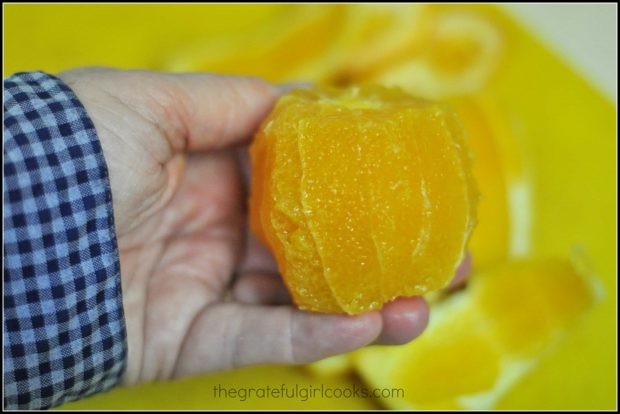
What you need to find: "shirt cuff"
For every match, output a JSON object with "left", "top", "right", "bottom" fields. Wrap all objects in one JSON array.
[{"left": 4, "top": 71, "right": 127, "bottom": 409}]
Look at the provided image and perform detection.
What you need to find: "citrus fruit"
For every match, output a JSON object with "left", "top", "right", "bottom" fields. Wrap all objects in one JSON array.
[
  {"left": 164, "top": 5, "right": 346, "bottom": 83},
  {"left": 353, "top": 257, "right": 597, "bottom": 409},
  {"left": 304, "top": 354, "right": 352, "bottom": 379},
  {"left": 329, "top": 4, "right": 426, "bottom": 83},
  {"left": 249, "top": 85, "right": 478, "bottom": 315},
  {"left": 450, "top": 96, "right": 511, "bottom": 269},
  {"left": 367, "top": 8, "right": 504, "bottom": 99},
  {"left": 163, "top": 5, "right": 427, "bottom": 85}
]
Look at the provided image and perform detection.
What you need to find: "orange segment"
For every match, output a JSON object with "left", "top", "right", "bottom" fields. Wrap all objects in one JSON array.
[
  {"left": 353, "top": 257, "right": 598, "bottom": 409},
  {"left": 297, "top": 96, "right": 384, "bottom": 313},
  {"left": 253, "top": 100, "right": 341, "bottom": 312},
  {"left": 249, "top": 85, "right": 478, "bottom": 314},
  {"left": 358, "top": 104, "right": 427, "bottom": 303},
  {"left": 366, "top": 8, "right": 504, "bottom": 99},
  {"left": 331, "top": 4, "right": 426, "bottom": 82},
  {"left": 394, "top": 103, "right": 477, "bottom": 294},
  {"left": 396, "top": 326, "right": 501, "bottom": 404},
  {"left": 248, "top": 124, "right": 270, "bottom": 245},
  {"left": 451, "top": 97, "right": 510, "bottom": 269},
  {"left": 477, "top": 260, "right": 595, "bottom": 356}
]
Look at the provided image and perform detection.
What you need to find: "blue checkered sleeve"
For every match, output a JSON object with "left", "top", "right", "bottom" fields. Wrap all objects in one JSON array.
[{"left": 3, "top": 72, "right": 127, "bottom": 409}]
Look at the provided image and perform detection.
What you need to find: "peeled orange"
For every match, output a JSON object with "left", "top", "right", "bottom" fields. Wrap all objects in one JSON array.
[{"left": 249, "top": 86, "right": 478, "bottom": 314}]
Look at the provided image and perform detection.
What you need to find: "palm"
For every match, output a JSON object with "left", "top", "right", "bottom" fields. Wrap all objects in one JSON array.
[{"left": 117, "top": 149, "right": 249, "bottom": 384}]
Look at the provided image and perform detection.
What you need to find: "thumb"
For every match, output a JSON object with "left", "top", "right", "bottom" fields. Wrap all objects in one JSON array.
[
  {"left": 60, "top": 67, "right": 282, "bottom": 151},
  {"left": 165, "top": 72, "right": 281, "bottom": 150}
]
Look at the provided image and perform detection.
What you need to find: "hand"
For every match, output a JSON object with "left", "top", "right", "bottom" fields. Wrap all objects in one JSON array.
[{"left": 59, "top": 67, "right": 460, "bottom": 385}]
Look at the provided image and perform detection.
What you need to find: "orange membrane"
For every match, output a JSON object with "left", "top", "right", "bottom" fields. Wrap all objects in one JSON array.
[{"left": 250, "top": 86, "right": 478, "bottom": 314}]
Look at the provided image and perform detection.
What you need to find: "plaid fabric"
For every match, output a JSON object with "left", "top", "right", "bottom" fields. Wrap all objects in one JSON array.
[{"left": 3, "top": 72, "right": 127, "bottom": 409}]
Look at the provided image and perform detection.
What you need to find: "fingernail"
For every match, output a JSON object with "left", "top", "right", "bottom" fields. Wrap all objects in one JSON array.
[{"left": 276, "top": 81, "right": 314, "bottom": 94}]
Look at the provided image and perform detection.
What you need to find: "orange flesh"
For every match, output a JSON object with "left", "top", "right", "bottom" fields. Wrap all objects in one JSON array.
[{"left": 250, "top": 86, "right": 478, "bottom": 314}]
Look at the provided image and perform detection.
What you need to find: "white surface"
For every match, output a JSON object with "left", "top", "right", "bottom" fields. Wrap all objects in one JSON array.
[{"left": 503, "top": 3, "right": 617, "bottom": 103}]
